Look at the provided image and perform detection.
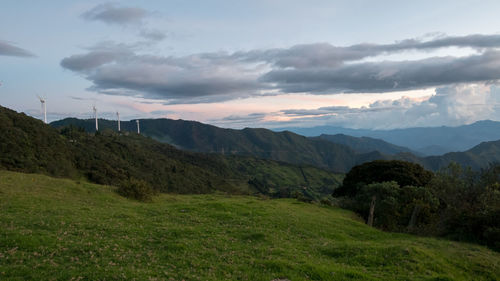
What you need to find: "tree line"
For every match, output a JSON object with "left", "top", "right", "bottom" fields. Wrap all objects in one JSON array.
[{"left": 333, "top": 160, "right": 500, "bottom": 251}]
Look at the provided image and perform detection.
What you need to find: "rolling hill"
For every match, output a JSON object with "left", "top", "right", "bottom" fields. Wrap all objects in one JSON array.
[{"left": 1, "top": 170, "right": 498, "bottom": 280}]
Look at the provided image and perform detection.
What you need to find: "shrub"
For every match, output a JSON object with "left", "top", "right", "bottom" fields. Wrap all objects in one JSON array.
[
  {"left": 291, "top": 190, "right": 312, "bottom": 203},
  {"left": 117, "top": 178, "right": 156, "bottom": 202}
]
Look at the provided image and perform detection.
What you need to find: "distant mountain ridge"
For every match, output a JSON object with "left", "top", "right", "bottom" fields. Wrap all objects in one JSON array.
[
  {"left": 276, "top": 120, "right": 500, "bottom": 155},
  {"left": 315, "top": 134, "right": 420, "bottom": 156},
  {"left": 52, "top": 117, "right": 500, "bottom": 172},
  {"left": 51, "top": 117, "right": 388, "bottom": 173}
]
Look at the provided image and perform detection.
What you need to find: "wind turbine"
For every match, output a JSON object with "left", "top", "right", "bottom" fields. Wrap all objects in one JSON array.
[
  {"left": 37, "top": 95, "right": 47, "bottom": 124},
  {"left": 93, "top": 105, "right": 98, "bottom": 131},
  {"left": 136, "top": 119, "right": 140, "bottom": 134},
  {"left": 116, "top": 112, "right": 121, "bottom": 132}
]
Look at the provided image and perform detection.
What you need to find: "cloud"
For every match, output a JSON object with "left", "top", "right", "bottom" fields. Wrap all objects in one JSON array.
[
  {"left": 235, "top": 34, "right": 500, "bottom": 69},
  {"left": 219, "top": 112, "right": 267, "bottom": 122},
  {"left": 61, "top": 42, "right": 267, "bottom": 104},
  {"left": 281, "top": 105, "right": 392, "bottom": 117},
  {"left": 69, "top": 96, "right": 97, "bottom": 101},
  {"left": 210, "top": 113, "right": 267, "bottom": 127},
  {"left": 279, "top": 84, "right": 500, "bottom": 129},
  {"left": 261, "top": 50, "right": 500, "bottom": 94},
  {"left": 139, "top": 29, "right": 167, "bottom": 41},
  {"left": 0, "top": 40, "right": 35, "bottom": 57},
  {"left": 62, "top": 34, "right": 500, "bottom": 104},
  {"left": 82, "top": 3, "right": 149, "bottom": 25},
  {"left": 61, "top": 42, "right": 133, "bottom": 71}
]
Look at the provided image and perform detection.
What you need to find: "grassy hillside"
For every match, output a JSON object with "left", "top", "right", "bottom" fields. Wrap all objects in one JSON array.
[{"left": 1, "top": 170, "right": 498, "bottom": 280}]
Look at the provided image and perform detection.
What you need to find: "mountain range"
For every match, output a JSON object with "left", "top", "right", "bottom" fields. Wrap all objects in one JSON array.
[
  {"left": 52, "top": 116, "right": 500, "bottom": 172},
  {"left": 52, "top": 118, "right": 386, "bottom": 173},
  {"left": 276, "top": 120, "right": 500, "bottom": 155},
  {"left": 315, "top": 134, "right": 420, "bottom": 155}
]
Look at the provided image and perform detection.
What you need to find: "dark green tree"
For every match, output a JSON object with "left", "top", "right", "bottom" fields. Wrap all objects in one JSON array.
[{"left": 333, "top": 160, "right": 434, "bottom": 197}]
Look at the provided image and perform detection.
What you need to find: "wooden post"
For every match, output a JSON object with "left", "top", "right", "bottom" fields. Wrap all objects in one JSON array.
[
  {"left": 407, "top": 205, "right": 421, "bottom": 231},
  {"left": 367, "top": 195, "right": 376, "bottom": 226}
]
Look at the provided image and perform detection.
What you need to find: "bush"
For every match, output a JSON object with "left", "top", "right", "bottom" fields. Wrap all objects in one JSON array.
[
  {"left": 117, "top": 178, "right": 156, "bottom": 202},
  {"left": 291, "top": 190, "right": 312, "bottom": 203}
]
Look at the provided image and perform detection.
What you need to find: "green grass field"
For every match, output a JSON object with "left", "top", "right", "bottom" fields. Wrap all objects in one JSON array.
[{"left": 0, "top": 170, "right": 498, "bottom": 280}]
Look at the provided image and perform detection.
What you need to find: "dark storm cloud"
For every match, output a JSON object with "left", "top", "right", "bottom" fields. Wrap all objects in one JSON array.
[
  {"left": 82, "top": 3, "right": 149, "bottom": 25},
  {"left": 0, "top": 40, "right": 35, "bottom": 57},
  {"left": 61, "top": 34, "right": 500, "bottom": 103}
]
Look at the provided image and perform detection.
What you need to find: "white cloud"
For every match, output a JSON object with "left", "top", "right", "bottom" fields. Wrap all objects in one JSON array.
[
  {"left": 62, "top": 34, "right": 500, "bottom": 104},
  {"left": 279, "top": 84, "right": 500, "bottom": 129}
]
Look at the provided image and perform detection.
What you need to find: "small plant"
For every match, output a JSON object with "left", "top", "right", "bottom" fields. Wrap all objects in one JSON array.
[
  {"left": 320, "top": 197, "right": 334, "bottom": 206},
  {"left": 117, "top": 178, "right": 156, "bottom": 202},
  {"left": 291, "top": 190, "right": 312, "bottom": 203}
]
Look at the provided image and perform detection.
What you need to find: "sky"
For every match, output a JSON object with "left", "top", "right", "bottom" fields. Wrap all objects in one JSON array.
[{"left": 2, "top": 0, "right": 500, "bottom": 129}]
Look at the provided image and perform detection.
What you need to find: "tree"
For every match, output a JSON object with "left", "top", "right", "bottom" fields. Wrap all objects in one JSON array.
[
  {"left": 344, "top": 181, "right": 438, "bottom": 231},
  {"left": 333, "top": 160, "right": 433, "bottom": 197},
  {"left": 426, "top": 163, "right": 500, "bottom": 250}
]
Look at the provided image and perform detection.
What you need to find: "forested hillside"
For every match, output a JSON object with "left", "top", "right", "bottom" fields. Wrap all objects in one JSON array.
[
  {"left": 316, "top": 134, "right": 418, "bottom": 155},
  {"left": 0, "top": 106, "right": 341, "bottom": 199},
  {"left": 52, "top": 117, "right": 393, "bottom": 173}
]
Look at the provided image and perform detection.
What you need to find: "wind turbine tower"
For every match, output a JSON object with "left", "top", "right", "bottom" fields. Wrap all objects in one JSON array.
[
  {"left": 116, "top": 112, "right": 121, "bottom": 132},
  {"left": 37, "top": 96, "right": 47, "bottom": 124},
  {"left": 136, "top": 119, "right": 140, "bottom": 134},
  {"left": 93, "top": 105, "right": 98, "bottom": 131}
]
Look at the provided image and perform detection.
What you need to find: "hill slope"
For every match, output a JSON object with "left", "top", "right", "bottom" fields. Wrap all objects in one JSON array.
[
  {"left": 316, "top": 134, "right": 418, "bottom": 155},
  {"left": 1, "top": 170, "right": 498, "bottom": 280},
  {"left": 421, "top": 139, "right": 500, "bottom": 171},
  {"left": 0, "top": 106, "right": 341, "bottom": 199}
]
